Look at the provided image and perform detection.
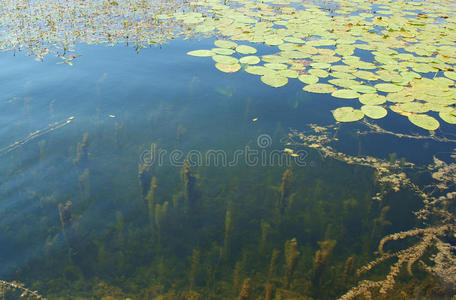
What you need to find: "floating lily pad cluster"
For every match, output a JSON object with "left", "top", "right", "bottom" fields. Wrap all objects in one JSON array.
[
  {"left": 184, "top": 0, "right": 456, "bottom": 130},
  {"left": 1, "top": 0, "right": 455, "bottom": 130},
  {"left": 0, "top": 0, "right": 202, "bottom": 59}
]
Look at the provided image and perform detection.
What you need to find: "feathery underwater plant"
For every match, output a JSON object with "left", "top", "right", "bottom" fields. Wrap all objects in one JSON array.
[
  {"left": 284, "top": 238, "right": 300, "bottom": 287},
  {"left": 0, "top": 280, "right": 45, "bottom": 299},
  {"left": 287, "top": 124, "right": 456, "bottom": 299}
]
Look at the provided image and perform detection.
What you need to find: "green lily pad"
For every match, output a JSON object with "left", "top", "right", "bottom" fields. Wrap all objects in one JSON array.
[
  {"left": 240, "top": 56, "right": 260, "bottom": 65},
  {"left": 212, "top": 55, "right": 238, "bottom": 65},
  {"left": 265, "top": 37, "right": 283, "bottom": 46},
  {"left": 350, "top": 85, "right": 377, "bottom": 94},
  {"left": 298, "top": 74, "right": 319, "bottom": 84},
  {"left": 310, "top": 62, "right": 331, "bottom": 69},
  {"left": 439, "top": 110, "right": 456, "bottom": 124},
  {"left": 328, "top": 79, "right": 360, "bottom": 88},
  {"left": 212, "top": 47, "right": 235, "bottom": 55},
  {"left": 359, "top": 94, "right": 386, "bottom": 105},
  {"left": 444, "top": 71, "right": 456, "bottom": 81},
  {"left": 187, "top": 50, "right": 213, "bottom": 57},
  {"left": 408, "top": 114, "right": 440, "bottom": 131},
  {"left": 278, "top": 69, "right": 299, "bottom": 78},
  {"left": 332, "top": 107, "right": 365, "bottom": 122},
  {"left": 374, "top": 83, "right": 403, "bottom": 93},
  {"left": 215, "top": 63, "right": 241, "bottom": 73},
  {"left": 329, "top": 71, "right": 356, "bottom": 80},
  {"left": 353, "top": 70, "right": 379, "bottom": 81},
  {"left": 397, "top": 102, "right": 429, "bottom": 113},
  {"left": 264, "top": 63, "right": 288, "bottom": 70},
  {"left": 309, "top": 69, "right": 329, "bottom": 78},
  {"left": 349, "top": 61, "right": 376, "bottom": 70},
  {"left": 214, "top": 40, "right": 238, "bottom": 49},
  {"left": 303, "top": 83, "right": 337, "bottom": 94},
  {"left": 331, "top": 89, "right": 360, "bottom": 99},
  {"left": 285, "top": 36, "right": 305, "bottom": 43},
  {"left": 386, "top": 91, "right": 414, "bottom": 103},
  {"left": 297, "top": 45, "right": 318, "bottom": 55},
  {"left": 361, "top": 105, "right": 387, "bottom": 119},
  {"left": 261, "top": 74, "right": 288, "bottom": 88},
  {"left": 262, "top": 55, "right": 290, "bottom": 64},
  {"left": 236, "top": 45, "right": 257, "bottom": 54},
  {"left": 245, "top": 66, "right": 269, "bottom": 75},
  {"left": 331, "top": 65, "right": 355, "bottom": 73}
]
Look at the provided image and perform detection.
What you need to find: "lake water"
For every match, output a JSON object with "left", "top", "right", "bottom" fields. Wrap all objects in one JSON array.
[{"left": 1, "top": 0, "right": 456, "bottom": 299}]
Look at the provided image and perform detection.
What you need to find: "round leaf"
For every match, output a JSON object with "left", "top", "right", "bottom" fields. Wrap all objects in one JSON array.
[
  {"left": 215, "top": 63, "right": 241, "bottom": 73},
  {"left": 187, "top": 50, "right": 213, "bottom": 57},
  {"left": 332, "top": 107, "right": 365, "bottom": 122},
  {"left": 303, "top": 83, "right": 337, "bottom": 94},
  {"left": 331, "top": 89, "right": 360, "bottom": 99},
  {"left": 236, "top": 45, "right": 257, "bottom": 54},
  {"left": 408, "top": 114, "right": 440, "bottom": 131},
  {"left": 374, "top": 83, "right": 403, "bottom": 93},
  {"left": 439, "top": 111, "right": 456, "bottom": 124},
  {"left": 214, "top": 40, "right": 238, "bottom": 49},
  {"left": 212, "top": 55, "right": 238, "bottom": 64},
  {"left": 240, "top": 56, "right": 260, "bottom": 65},
  {"left": 361, "top": 105, "right": 387, "bottom": 119},
  {"left": 261, "top": 74, "right": 288, "bottom": 88}
]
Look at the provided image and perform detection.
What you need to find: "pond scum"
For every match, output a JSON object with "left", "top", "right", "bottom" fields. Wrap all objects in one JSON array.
[{"left": 0, "top": 0, "right": 456, "bottom": 299}]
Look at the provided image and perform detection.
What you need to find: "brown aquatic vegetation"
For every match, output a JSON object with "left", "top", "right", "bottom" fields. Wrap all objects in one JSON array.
[
  {"left": 343, "top": 256, "right": 355, "bottom": 284},
  {"left": 145, "top": 176, "right": 158, "bottom": 228},
  {"left": 288, "top": 124, "right": 456, "bottom": 299},
  {"left": 138, "top": 156, "right": 153, "bottom": 200},
  {"left": 264, "top": 282, "right": 273, "bottom": 300},
  {"left": 339, "top": 158, "right": 456, "bottom": 299},
  {"left": 359, "top": 120, "right": 456, "bottom": 144},
  {"left": 311, "top": 240, "right": 336, "bottom": 286},
  {"left": 154, "top": 201, "right": 169, "bottom": 232},
  {"left": 0, "top": 280, "right": 45, "bottom": 299},
  {"left": 340, "top": 223, "right": 456, "bottom": 299},
  {"left": 287, "top": 124, "right": 417, "bottom": 201},
  {"left": 284, "top": 238, "right": 300, "bottom": 287},
  {"left": 223, "top": 206, "right": 233, "bottom": 258},
  {"left": 421, "top": 240, "right": 456, "bottom": 289},
  {"left": 73, "top": 133, "right": 89, "bottom": 167},
  {"left": 279, "top": 168, "right": 294, "bottom": 212},
  {"left": 182, "top": 159, "right": 197, "bottom": 212},
  {"left": 268, "top": 249, "right": 280, "bottom": 281},
  {"left": 58, "top": 201, "right": 77, "bottom": 258},
  {"left": 189, "top": 248, "right": 201, "bottom": 288},
  {"left": 0, "top": 116, "right": 75, "bottom": 157},
  {"left": 238, "top": 278, "right": 251, "bottom": 300}
]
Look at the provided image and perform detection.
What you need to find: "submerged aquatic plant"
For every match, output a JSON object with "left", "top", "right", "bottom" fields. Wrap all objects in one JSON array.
[
  {"left": 238, "top": 278, "right": 251, "bottom": 300},
  {"left": 284, "top": 237, "right": 300, "bottom": 287},
  {"left": 340, "top": 223, "right": 456, "bottom": 299},
  {"left": 145, "top": 176, "right": 158, "bottom": 229},
  {"left": 287, "top": 124, "right": 418, "bottom": 201},
  {"left": 0, "top": 116, "right": 74, "bottom": 157},
  {"left": 0, "top": 280, "right": 45, "bottom": 299},
  {"left": 288, "top": 123, "right": 456, "bottom": 299}
]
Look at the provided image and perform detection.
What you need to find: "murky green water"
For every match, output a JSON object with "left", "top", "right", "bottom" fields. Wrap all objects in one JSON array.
[{"left": 1, "top": 1, "right": 456, "bottom": 299}]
